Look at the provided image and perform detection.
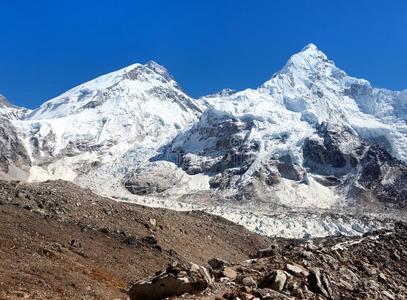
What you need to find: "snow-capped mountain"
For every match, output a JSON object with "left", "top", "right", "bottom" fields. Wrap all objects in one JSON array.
[
  {"left": 12, "top": 61, "right": 202, "bottom": 181},
  {"left": 1, "top": 44, "right": 406, "bottom": 238},
  {"left": 151, "top": 44, "right": 407, "bottom": 209}
]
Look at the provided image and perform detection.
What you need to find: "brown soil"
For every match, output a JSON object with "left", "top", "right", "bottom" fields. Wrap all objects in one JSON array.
[{"left": 0, "top": 180, "right": 270, "bottom": 299}]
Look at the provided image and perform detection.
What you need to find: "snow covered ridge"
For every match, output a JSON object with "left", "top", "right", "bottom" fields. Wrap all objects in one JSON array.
[
  {"left": 0, "top": 95, "right": 31, "bottom": 120},
  {"left": 0, "top": 44, "right": 406, "bottom": 238}
]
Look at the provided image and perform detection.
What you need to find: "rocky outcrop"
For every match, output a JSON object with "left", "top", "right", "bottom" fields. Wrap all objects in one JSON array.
[
  {"left": 358, "top": 144, "right": 407, "bottom": 206},
  {"left": 303, "top": 122, "right": 407, "bottom": 207},
  {"left": 303, "top": 123, "right": 361, "bottom": 177},
  {"left": 159, "top": 108, "right": 258, "bottom": 177},
  {"left": 0, "top": 118, "right": 31, "bottom": 178}
]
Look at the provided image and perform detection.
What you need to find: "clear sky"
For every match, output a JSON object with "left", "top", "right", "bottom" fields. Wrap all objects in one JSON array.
[{"left": 0, "top": 0, "right": 406, "bottom": 108}]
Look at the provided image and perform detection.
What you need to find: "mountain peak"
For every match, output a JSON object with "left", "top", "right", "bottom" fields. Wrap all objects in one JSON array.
[
  {"left": 301, "top": 43, "right": 319, "bottom": 52},
  {"left": 291, "top": 43, "right": 328, "bottom": 63},
  {"left": 272, "top": 43, "right": 331, "bottom": 79},
  {"left": 144, "top": 60, "right": 174, "bottom": 82},
  {"left": 0, "top": 95, "right": 12, "bottom": 108},
  {"left": 262, "top": 44, "right": 332, "bottom": 89},
  {"left": 145, "top": 60, "right": 165, "bottom": 70},
  {"left": 0, "top": 94, "right": 30, "bottom": 120}
]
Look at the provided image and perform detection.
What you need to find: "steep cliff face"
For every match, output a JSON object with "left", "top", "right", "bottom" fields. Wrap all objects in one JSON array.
[{"left": 303, "top": 122, "right": 407, "bottom": 208}]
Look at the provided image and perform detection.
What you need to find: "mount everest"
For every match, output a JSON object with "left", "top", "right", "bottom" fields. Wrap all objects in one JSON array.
[{"left": 1, "top": 44, "right": 406, "bottom": 238}]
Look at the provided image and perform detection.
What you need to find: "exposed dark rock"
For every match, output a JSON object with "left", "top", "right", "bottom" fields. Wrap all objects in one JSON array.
[
  {"left": 358, "top": 145, "right": 407, "bottom": 206},
  {"left": 303, "top": 122, "right": 361, "bottom": 176},
  {"left": 0, "top": 118, "right": 31, "bottom": 177},
  {"left": 303, "top": 121, "right": 407, "bottom": 207},
  {"left": 307, "top": 268, "right": 336, "bottom": 299},
  {"left": 208, "top": 258, "right": 228, "bottom": 270}
]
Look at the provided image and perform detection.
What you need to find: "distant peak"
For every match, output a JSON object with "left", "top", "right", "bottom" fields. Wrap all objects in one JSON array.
[
  {"left": 144, "top": 60, "right": 174, "bottom": 82},
  {"left": 0, "top": 94, "right": 12, "bottom": 108},
  {"left": 205, "top": 88, "right": 237, "bottom": 98},
  {"left": 261, "top": 44, "right": 333, "bottom": 88},
  {"left": 145, "top": 60, "right": 162, "bottom": 68},
  {"left": 301, "top": 43, "right": 319, "bottom": 52},
  {"left": 280, "top": 43, "right": 330, "bottom": 71},
  {"left": 145, "top": 60, "right": 168, "bottom": 74},
  {"left": 297, "top": 43, "right": 327, "bottom": 60}
]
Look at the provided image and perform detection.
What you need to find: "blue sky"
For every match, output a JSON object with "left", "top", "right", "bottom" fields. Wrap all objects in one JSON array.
[{"left": 0, "top": 0, "right": 406, "bottom": 108}]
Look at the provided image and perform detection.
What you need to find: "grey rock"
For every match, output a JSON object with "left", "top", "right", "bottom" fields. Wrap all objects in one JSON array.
[
  {"left": 253, "top": 288, "right": 291, "bottom": 300},
  {"left": 242, "top": 276, "right": 257, "bottom": 288},
  {"left": 129, "top": 263, "right": 208, "bottom": 300},
  {"left": 259, "top": 270, "right": 287, "bottom": 291},
  {"left": 308, "top": 268, "right": 336, "bottom": 299},
  {"left": 285, "top": 263, "right": 309, "bottom": 277}
]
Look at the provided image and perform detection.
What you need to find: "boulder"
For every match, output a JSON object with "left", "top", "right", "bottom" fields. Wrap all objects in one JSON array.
[
  {"left": 253, "top": 288, "right": 291, "bottom": 300},
  {"left": 129, "top": 263, "right": 209, "bottom": 300},
  {"left": 222, "top": 267, "right": 237, "bottom": 280},
  {"left": 259, "top": 270, "right": 287, "bottom": 291},
  {"left": 307, "top": 268, "right": 337, "bottom": 299},
  {"left": 208, "top": 258, "right": 228, "bottom": 270},
  {"left": 256, "top": 244, "right": 278, "bottom": 258},
  {"left": 242, "top": 276, "right": 257, "bottom": 288},
  {"left": 285, "top": 263, "right": 309, "bottom": 277}
]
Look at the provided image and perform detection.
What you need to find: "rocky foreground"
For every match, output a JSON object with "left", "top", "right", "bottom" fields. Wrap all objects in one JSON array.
[
  {"left": 0, "top": 180, "right": 269, "bottom": 299},
  {"left": 131, "top": 223, "right": 407, "bottom": 300},
  {"left": 0, "top": 180, "right": 406, "bottom": 299}
]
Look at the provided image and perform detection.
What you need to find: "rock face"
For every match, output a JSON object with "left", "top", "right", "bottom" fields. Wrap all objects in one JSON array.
[
  {"left": 0, "top": 118, "right": 31, "bottom": 179},
  {"left": 160, "top": 108, "right": 259, "bottom": 177},
  {"left": 0, "top": 96, "right": 31, "bottom": 179},
  {"left": 303, "top": 123, "right": 361, "bottom": 177},
  {"left": 303, "top": 122, "right": 407, "bottom": 207}
]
